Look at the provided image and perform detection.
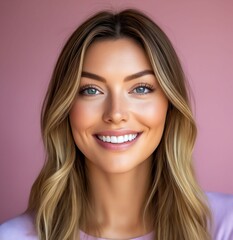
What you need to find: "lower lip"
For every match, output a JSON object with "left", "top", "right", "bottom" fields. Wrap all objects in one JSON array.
[{"left": 94, "top": 133, "right": 141, "bottom": 151}]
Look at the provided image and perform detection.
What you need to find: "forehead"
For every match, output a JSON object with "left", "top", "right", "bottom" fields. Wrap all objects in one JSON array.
[{"left": 82, "top": 38, "right": 152, "bottom": 73}]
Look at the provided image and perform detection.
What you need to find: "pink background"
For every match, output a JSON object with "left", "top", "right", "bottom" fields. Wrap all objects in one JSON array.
[{"left": 0, "top": 0, "right": 232, "bottom": 223}]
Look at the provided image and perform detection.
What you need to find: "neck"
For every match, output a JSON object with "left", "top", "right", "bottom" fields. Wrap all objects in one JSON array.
[{"left": 85, "top": 157, "right": 153, "bottom": 239}]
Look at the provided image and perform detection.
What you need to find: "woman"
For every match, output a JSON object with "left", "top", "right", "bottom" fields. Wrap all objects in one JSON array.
[{"left": 0, "top": 9, "right": 233, "bottom": 240}]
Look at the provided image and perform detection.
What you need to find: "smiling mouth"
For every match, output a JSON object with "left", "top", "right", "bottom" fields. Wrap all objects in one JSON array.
[{"left": 97, "top": 133, "right": 138, "bottom": 144}]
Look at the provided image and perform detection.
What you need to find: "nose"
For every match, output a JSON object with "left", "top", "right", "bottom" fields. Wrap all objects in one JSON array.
[{"left": 102, "top": 92, "right": 129, "bottom": 124}]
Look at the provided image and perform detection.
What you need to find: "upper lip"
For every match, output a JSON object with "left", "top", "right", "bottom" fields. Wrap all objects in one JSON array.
[{"left": 95, "top": 130, "right": 141, "bottom": 136}]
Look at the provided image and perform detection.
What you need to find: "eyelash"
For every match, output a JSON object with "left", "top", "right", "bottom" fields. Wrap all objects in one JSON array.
[
  {"left": 79, "top": 84, "right": 102, "bottom": 96},
  {"left": 78, "top": 83, "right": 155, "bottom": 96},
  {"left": 131, "top": 83, "right": 155, "bottom": 95}
]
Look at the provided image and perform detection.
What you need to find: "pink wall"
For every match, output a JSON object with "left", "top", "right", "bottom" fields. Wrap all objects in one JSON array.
[{"left": 0, "top": 0, "right": 232, "bottom": 223}]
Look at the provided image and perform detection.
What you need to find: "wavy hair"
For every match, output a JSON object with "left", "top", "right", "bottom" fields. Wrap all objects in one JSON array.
[{"left": 27, "top": 9, "right": 212, "bottom": 240}]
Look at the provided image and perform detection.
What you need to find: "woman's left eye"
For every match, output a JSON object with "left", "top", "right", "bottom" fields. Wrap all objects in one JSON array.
[{"left": 131, "top": 84, "right": 154, "bottom": 94}]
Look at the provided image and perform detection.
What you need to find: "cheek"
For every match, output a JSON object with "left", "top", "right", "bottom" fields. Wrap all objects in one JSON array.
[
  {"left": 70, "top": 102, "right": 85, "bottom": 131},
  {"left": 133, "top": 98, "right": 168, "bottom": 128},
  {"left": 69, "top": 101, "right": 96, "bottom": 153},
  {"left": 136, "top": 99, "right": 168, "bottom": 154},
  {"left": 69, "top": 100, "right": 100, "bottom": 131}
]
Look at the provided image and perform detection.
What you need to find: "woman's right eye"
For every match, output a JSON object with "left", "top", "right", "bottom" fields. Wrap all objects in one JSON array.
[{"left": 79, "top": 86, "right": 102, "bottom": 96}]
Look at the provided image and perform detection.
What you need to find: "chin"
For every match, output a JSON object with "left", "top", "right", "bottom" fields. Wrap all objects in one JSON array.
[{"left": 85, "top": 155, "right": 152, "bottom": 175}]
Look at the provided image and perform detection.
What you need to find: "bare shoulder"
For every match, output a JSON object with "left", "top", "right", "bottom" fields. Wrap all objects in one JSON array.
[
  {"left": 0, "top": 213, "right": 37, "bottom": 240},
  {"left": 206, "top": 192, "right": 233, "bottom": 239}
]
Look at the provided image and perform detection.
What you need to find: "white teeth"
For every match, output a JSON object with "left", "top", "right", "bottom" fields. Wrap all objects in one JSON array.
[
  {"left": 124, "top": 135, "right": 129, "bottom": 142},
  {"left": 129, "top": 134, "right": 132, "bottom": 141},
  {"left": 111, "top": 136, "right": 117, "bottom": 143},
  {"left": 98, "top": 134, "right": 138, "bottom": 144},
  {"left": 117, "top": 136, "right": 124, "bottom": 143}
]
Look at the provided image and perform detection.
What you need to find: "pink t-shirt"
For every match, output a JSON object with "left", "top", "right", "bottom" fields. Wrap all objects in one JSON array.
[{"left": 0, "top": 192, "right": 233, "bottom": 240}]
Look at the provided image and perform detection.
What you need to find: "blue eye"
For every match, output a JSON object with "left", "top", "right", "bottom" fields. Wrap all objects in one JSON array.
[
  {"left": 134, "top": 86, "right": 150, "bottom": 94},
  {"left": 132, "top": 84, "right": 154, "bottom": 94},
  {"left": 79, "top": 86, "right": 101, "bottom": 95}
]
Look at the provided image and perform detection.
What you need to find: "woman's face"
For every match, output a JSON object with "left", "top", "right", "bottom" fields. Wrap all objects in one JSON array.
[{"left": 69, "top": 38, "right": 168, "bottom": 173}]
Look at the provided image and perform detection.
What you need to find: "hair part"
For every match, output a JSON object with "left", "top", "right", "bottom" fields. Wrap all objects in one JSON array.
[{"left": 28, "top": 9, "right": 212, "bottom": 240}]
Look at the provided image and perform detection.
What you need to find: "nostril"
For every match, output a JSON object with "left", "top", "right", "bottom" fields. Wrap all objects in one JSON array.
[
  {"left": 102, "top": 94, "right": 129, "bottom": 123},
  {"left": 102, "top": 111, "right": 129, "bottom": 123}
]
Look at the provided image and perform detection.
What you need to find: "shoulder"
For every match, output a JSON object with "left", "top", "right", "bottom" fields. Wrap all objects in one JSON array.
[
  {"left": 206, "top": 192, "right": 233, "bottom": 240},
  {"left": 0, "top": 213, "right": 38, "bottom": 240}
]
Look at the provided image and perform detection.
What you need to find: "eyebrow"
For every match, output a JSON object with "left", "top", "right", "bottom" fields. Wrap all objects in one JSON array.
[{"left": 81, "top": 70, "right": 154, "bottom": 82}]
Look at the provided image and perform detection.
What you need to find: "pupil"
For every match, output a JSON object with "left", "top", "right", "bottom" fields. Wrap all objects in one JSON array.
[
  {"left": 137, "top": 87, "right": 144, "bottom": 93},
  {"left": 88, "top": 88, "right": 96, "bottom": 94}
]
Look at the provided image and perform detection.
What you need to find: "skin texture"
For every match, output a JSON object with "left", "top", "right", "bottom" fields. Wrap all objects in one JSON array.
[{"left": 69, "top": 38, "right": 168, "bottom": 238}]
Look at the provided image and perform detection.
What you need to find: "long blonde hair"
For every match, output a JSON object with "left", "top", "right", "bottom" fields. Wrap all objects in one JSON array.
[{"left": 27, "top": 9, "right": 211, "bottom": 240}]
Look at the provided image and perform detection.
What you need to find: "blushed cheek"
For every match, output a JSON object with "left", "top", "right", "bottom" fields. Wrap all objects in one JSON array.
[
  {"left": 133, "top": 99, "right": 168, "bottom": 127},
  {"left": 69, "top": 100, "right": 102, "bottom": 132},
  {"left": 70, "top": 103, "right": 86, "bottom": 132},
  {"left": 70, "top": 102, "right": 84, "bottom": 130}
]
